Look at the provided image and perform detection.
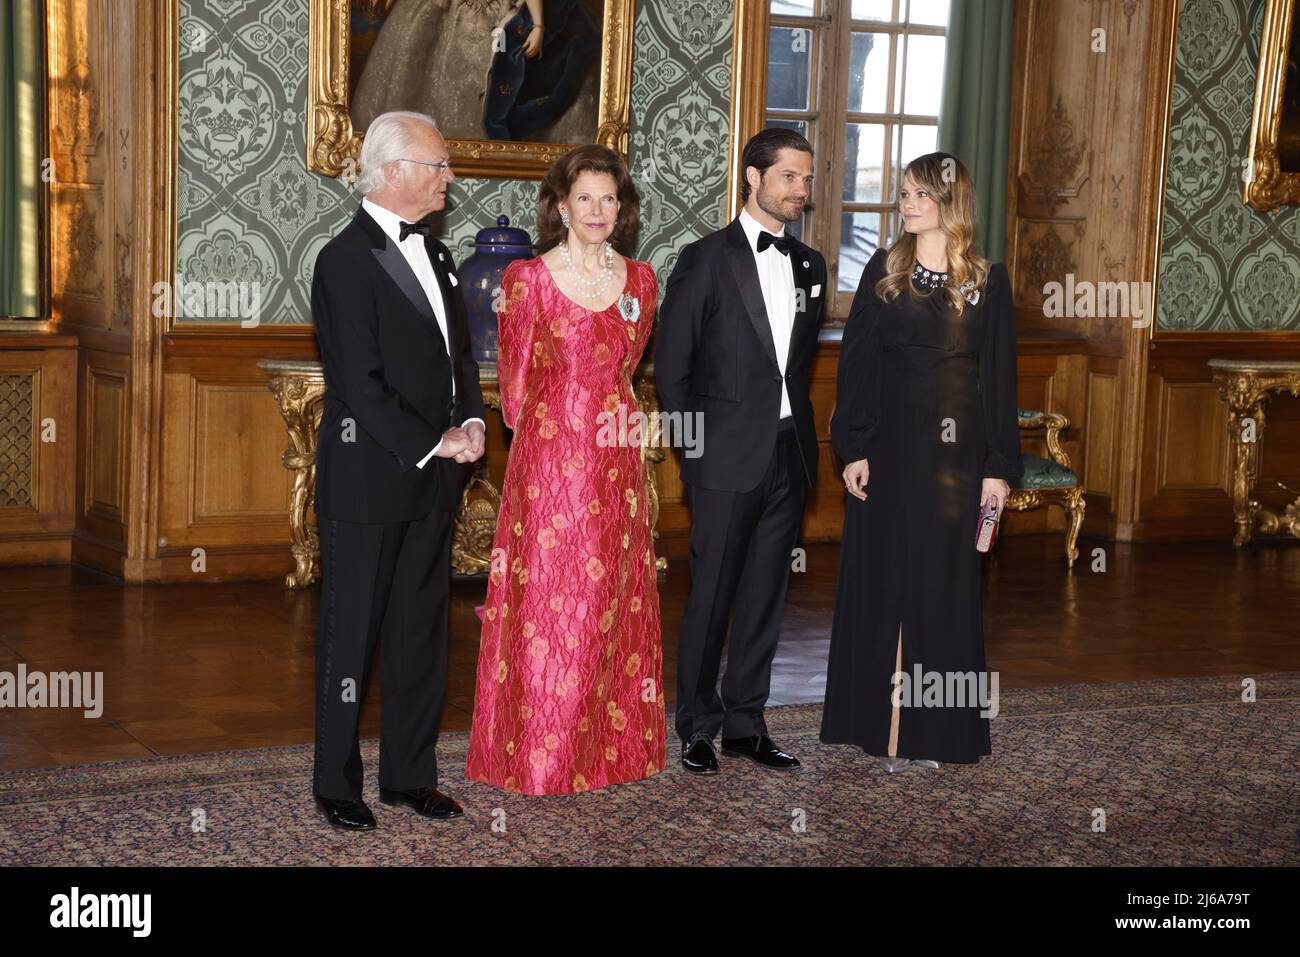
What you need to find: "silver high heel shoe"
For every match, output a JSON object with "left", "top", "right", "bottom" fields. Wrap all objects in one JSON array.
[
  {"left": 876, "top": 756, "right": 912, "bottom": 773},
  {"left": 912, "top": 759, "right": 941, "bottom": 769}
]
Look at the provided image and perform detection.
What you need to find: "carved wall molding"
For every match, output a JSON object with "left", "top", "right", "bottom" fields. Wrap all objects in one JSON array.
[
  {"left": 113, "top": 222, "right": 133, "bottom": 326},
  {"left": 1022, "top": 93, "right": 1090, "bottom": 213}
]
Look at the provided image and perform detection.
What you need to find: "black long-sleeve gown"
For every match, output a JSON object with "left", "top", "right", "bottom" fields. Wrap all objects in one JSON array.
[{"left": 820, "top": 249, "right": 1023, "bottom": 763}]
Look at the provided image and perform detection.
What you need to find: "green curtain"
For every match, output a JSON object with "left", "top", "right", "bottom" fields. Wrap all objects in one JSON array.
[
  {"left": 1, "top": 0, "right": 44, "bottom": 318},
  {"left": 937, "top": 0, "right": 1015, "bottom": 264}
]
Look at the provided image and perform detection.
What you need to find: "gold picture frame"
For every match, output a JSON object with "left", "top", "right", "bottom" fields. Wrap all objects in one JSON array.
[
  {"left": 307, "top": 0, "right": 636, "bottom": 180},
  {"left": 1244, "top": 0, "right": 1300, "bottom": 211}
]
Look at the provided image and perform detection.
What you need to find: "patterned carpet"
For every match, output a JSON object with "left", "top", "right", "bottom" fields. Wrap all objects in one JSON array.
[{"left": 1, "top": 673, "right": 1296, "bottom": 866}]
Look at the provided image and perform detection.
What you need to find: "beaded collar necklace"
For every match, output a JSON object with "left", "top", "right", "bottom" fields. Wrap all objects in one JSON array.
[{"left": 912, "top": 262, "right": 948, "bottom": 289}]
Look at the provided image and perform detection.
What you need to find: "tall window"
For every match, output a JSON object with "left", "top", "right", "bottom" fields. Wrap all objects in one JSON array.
[{"left": 766, "top": 0, "right": 949, "bottom": 316}]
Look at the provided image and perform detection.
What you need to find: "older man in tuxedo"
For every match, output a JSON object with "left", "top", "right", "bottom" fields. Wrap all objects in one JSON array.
[{"left": 311, "top": 110, "right": 486, "bottom": 830}]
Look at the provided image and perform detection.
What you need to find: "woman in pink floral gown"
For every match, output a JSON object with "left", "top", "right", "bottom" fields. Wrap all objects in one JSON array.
[{"left": 466, "top": 146, "right": 666, "bottom": 795}]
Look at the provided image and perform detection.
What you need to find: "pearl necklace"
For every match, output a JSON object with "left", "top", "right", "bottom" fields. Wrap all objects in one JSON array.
[
  {"left": 912, "top": 262, "right": 948, "bottom": 290},
  {"left": 560, "top": 241, "right": 615, "bottom": 301}
]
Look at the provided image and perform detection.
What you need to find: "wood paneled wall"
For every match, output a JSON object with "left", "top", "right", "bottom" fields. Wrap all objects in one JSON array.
[
  {"left": 0, "top": 336, "right": 78, "bottom": 564},
  {"left": 1140, "top": 335, "right": 1300, "bottom": 540},
  {"left": 2, "top": 0, "right": 143, "bottom": 572},
  {"left": 1003, "top": 0, "right": 1173, "bottom": 540},
  {"left": 998, "top": 0, "right": 1300, "bottom": 543},
  {"left": 151, "top": 335, "right": 317, "bottom": 581},
  {"left": 8, "top": 0, "right": 1298, "bottom": 583}
]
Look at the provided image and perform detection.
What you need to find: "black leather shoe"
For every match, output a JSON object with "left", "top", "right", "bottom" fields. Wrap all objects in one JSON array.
[
  {"left": 680, "top": 735, "right": 719, "bottom": 775},
  {"left": 314, "top": 794, "right": 377, "bottom": 831},
  {"left": 721, "top": 734, "right": 801, "bottom": 769},
  {"left": 378, "top": 786, "right": 464, "bottom": 820}
]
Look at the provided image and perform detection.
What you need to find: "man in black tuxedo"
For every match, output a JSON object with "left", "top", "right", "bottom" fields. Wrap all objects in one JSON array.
[
  {"left": 311, "top": 111, "right": 486, "bottom": 830},
  {"left": 655, "top": 128, "right": 827, "bottom": 775}
]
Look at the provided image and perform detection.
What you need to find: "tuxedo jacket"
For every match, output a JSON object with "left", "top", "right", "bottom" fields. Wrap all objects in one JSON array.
[
  {"left": 654, "top": 217, "right": 828, "bottom": 493},
  {"left": 312, "top": 206, "right": 487, "bottom": 523}
]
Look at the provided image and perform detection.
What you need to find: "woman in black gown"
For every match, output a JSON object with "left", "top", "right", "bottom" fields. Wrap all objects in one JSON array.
[{"left": 820, "top": 152, "right": 1022, "bottom": 771}]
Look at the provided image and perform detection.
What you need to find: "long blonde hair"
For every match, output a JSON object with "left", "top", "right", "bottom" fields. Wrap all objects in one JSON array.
[{"left": 875, "top": 152, "right": 990, "bottom": 317}]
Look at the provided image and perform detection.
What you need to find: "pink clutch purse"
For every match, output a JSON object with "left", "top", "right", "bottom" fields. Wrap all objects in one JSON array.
[{"left": 975, "top": 496, "right": 1000, "bottom": 553}]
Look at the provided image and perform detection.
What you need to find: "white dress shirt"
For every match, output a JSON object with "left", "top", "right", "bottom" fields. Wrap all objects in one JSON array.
[
  {"left": 361, "top": 197, "right": 484, "bottom": 467},
  {"left": 737, "top": 207, "right": 796, "bottom": 419}
]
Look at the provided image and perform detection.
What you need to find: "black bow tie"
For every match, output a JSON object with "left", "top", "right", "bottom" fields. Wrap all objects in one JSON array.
[
  {"left": 756, "top": 231, "right": 792, "bottom": 256},
  {"left": 398, "top": 220, "right": 432, "bottom": 242}
]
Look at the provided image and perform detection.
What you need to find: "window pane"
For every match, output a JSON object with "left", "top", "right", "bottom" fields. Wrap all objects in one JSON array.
[
  {"left": 898, "top": 124, "right": 938, "bottom": 171},
  {"left": 767, "top": 27, "right": 812, "bottom": 111},
  {"left": 907, "top": 0, "right": 950, "bottom": 27},
  {"left": 842, "top": 123, "right": 885, "bottom": 203},
  {"left": 903, "top": 34, "right": 945, "bottom": 114},
  {"left": 846, "top": 32, "right": 890, "bottom": 115},
  {"left": 838, "top": 211, "right": 883, "bottom": 292},
  {"left": 851, "top": 0, "right": 893, "bottom": 22},
  {"left": 773, "top": 0, "right": 816, "bottom": 14},
  {"left": 767, "top": 117, "right": 810, "bottom": 140}
]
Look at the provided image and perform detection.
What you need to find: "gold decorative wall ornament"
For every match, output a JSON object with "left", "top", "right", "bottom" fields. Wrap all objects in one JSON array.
[
  {"left": 258, "top": 360, "right": 326, "bottom": 588},
  {"left": 450, "top": 377, "right": 503, "bottom": 576},
  {"left": 307, "top": 0, "right": 637, "bottom": 179},
  {"left": 1244, "top": 0, "right": 1300, "bottom": 212}
]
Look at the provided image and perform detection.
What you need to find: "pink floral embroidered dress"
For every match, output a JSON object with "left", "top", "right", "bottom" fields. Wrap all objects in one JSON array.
[{"left": 465, "top": 256, "right": 666, "bottom": 794}]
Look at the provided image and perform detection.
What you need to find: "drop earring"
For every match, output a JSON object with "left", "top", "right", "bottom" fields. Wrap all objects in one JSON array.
[{"left": 560, "top": 209, "right": 571, "bottom": 229}]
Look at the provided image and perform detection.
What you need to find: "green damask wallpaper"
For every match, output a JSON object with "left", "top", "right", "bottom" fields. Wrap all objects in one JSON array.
[
  {"left": 176, "top": 0, "right": 734, "bottom": 325},
  {"left": 1158, "top": 0, "right": 1300, "bottom": 331}
]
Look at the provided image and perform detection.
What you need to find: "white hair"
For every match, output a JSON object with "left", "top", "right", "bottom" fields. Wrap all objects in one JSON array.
[{"left": 355, "top": 111, "right": 439, "bottom": 195}]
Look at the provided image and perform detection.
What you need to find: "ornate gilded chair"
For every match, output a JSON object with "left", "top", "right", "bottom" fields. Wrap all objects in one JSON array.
[{"left": 1004, "top": 409, "right": 1086, "bottom": 568}]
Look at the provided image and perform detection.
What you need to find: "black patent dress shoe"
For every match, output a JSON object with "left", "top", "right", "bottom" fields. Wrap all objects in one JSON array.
[
  {"left": 314, "top": 794, "right": 377, "bottom": 831},
  {"left": 720, "top": 733, "right": 801, "bottom": 769},
  {"left": 681, "top": 736, "right": 719, "bottom": 775},
  {"left": 378, "top": 786, "right": 464, "bottom": 820}
]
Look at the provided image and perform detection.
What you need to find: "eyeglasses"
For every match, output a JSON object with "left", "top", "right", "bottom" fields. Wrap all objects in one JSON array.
[{"left": 395, "top": 157, "right": 454, "bottom": 176}]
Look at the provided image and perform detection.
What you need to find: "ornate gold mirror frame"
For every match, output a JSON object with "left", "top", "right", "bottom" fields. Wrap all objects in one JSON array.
[
  {"left": 307, "top": 0, "right": 636, "bottom": 180},
  {"left": 1244, "top": 0, "right": 1300, "bottom": 211}
]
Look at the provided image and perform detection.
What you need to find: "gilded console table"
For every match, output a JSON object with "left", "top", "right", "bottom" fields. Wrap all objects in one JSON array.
[
  {"left": 1208, "top": 358, "right": 1300, "bottom": 546},
  {"left": 258, "top": 359, "right": 666, "bottom": 588}
]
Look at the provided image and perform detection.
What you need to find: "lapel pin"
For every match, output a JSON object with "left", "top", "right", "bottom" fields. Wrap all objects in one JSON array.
[
  {"left": 802, "top": 260, "right": 809, "bottom": 268},
  {"left": 438, "top": 253, "right": 446, "bottom": 261}
]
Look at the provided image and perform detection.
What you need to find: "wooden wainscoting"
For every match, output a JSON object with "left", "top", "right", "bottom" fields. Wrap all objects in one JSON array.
[
  {"left": 1137, "top": 334, "right": 1300, "bottom": 541},
  {"left": 75, "top": 349, "right": 129, "bottom": 562},
  {"left": 0, "top": 335, "right": 78, "bottom": 564},
  {"left": 151, "top": 333, "right": 321, "bottom": 582}
]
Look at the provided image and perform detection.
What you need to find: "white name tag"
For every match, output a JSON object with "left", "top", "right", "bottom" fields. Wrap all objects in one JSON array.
[{"left": 811, "top": 283, "right": 821, "bottom": 298}]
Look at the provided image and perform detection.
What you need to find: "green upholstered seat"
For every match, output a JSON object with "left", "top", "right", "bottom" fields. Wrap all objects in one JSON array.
[
  {"left": 1006, "top": 408, "right": 1086, "bottom": 567},
  {"left": 1014, "top": 453, "right": 1079, "bottom": 490}
]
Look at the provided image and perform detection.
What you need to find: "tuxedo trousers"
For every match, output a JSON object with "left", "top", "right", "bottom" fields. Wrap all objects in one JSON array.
[
  {"left": 313, "top": 505, "right": 452, "bottom": 800},
  {"left": 675, "top": 420, "right": 807, "bottom": 743}
]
